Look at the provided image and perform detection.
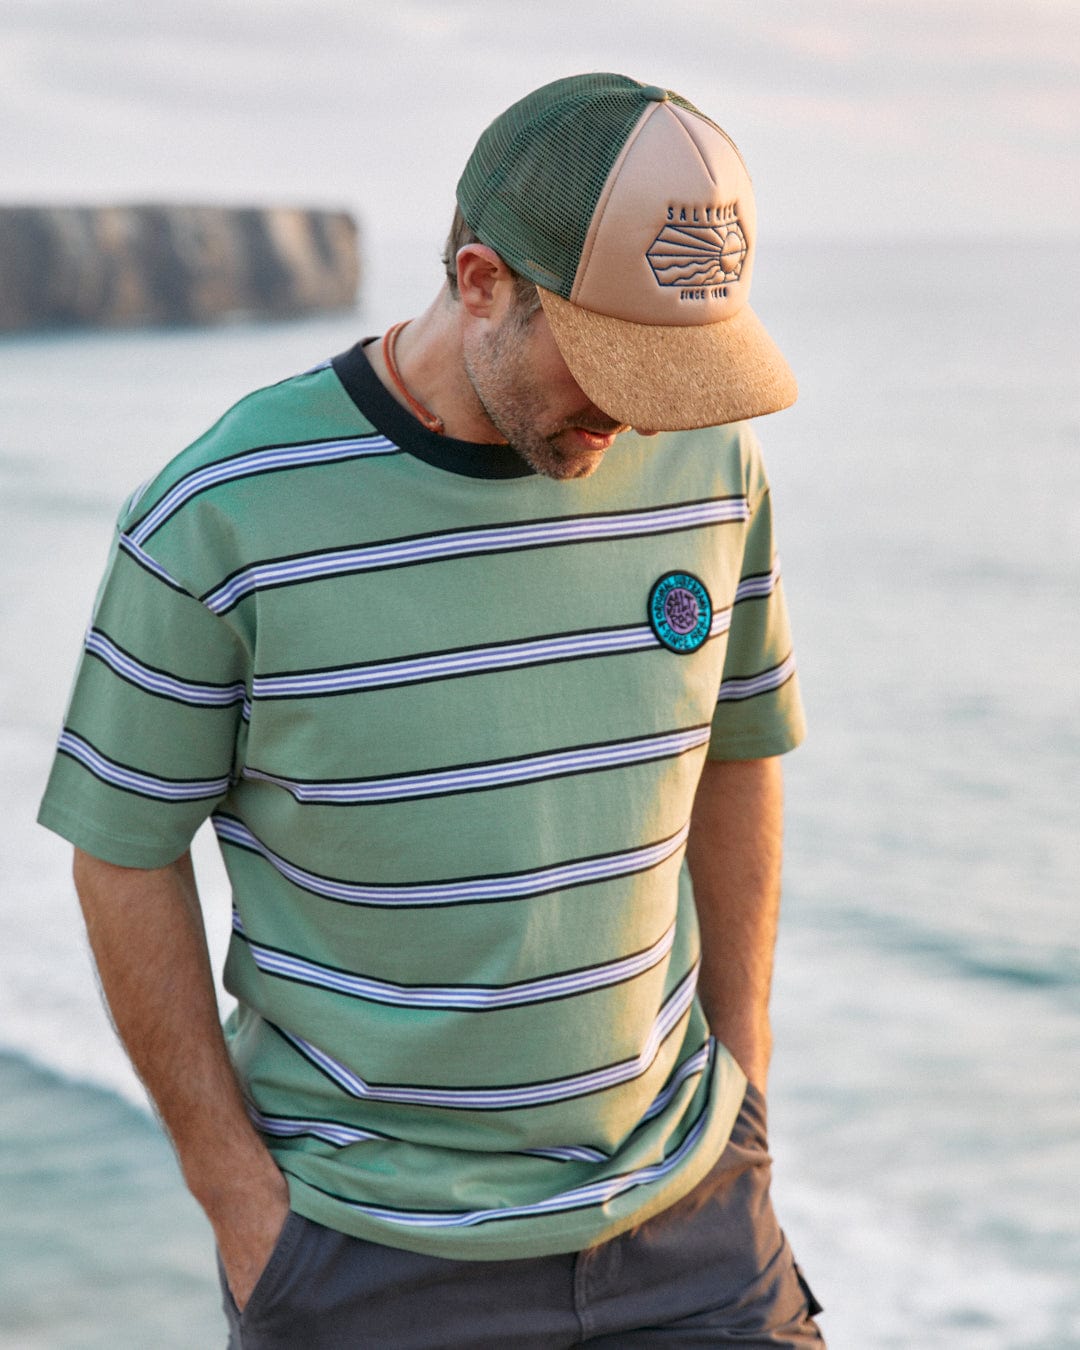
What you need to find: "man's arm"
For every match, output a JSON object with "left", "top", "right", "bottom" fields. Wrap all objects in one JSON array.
[
  {"left": 684, "top": 756, "right": 784, "bottom": 1093},
  {"left": 72, "top": 847, "right": 290, "bottom": 1309}
]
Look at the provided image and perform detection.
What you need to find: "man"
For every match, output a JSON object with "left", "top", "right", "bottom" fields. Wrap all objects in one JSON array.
[{"left": 39, "top": 73, "right": 823, "bottom": 1346}]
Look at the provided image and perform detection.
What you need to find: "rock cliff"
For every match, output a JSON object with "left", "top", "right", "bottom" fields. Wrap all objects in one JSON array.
[{"left": 0, "top": 204, "right": 359, "bottom": 331}]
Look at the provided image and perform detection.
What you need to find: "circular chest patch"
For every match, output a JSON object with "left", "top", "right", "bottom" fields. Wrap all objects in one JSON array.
[{"left": 648, "top": 572, "right": 712, "bottom": 654}]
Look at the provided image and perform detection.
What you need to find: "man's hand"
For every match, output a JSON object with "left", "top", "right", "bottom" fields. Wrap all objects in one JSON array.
[{"left": 209, "top": 1164, "right": 292, "bottom": 1312}]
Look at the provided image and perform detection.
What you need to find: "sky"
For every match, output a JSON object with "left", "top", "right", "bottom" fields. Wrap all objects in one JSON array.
[{"left": 1, "top": 0, "right": 1077, "bottom": 316}]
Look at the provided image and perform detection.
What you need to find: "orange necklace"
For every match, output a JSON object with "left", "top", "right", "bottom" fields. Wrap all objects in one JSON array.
[{"left": 381, "top": 321, "right": 444, "bottom": 434}]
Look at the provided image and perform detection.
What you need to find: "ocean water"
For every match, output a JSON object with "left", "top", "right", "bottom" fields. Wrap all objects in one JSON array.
[{"left": 1, "top": 239, "right": 1077, "bottom": 1348}]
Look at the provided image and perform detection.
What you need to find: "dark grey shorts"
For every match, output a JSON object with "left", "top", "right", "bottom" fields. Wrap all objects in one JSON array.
[{"left": 219, "top": 1084, "right": 824, "bottom": 1348}]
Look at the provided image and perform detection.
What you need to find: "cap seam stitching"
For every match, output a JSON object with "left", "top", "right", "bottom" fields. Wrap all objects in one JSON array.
[
  {"left": 671, "top": 104, "right": 751, "bottom": 182},
  {"left": 570, "top": 103, "right": 663, "bottom": 304},
  {"left": 669, "top": 108, "right": 722, "bottom": 186}
]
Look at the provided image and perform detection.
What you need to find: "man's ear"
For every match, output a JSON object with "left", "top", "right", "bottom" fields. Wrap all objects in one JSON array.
[{"left": 456, "top": 244, "right": 512, "bottom": 318}]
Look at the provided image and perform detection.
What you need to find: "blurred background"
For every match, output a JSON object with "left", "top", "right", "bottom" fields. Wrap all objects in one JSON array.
[{"left": 1, "top": 3, "right": 1077, "bottom": 1346}]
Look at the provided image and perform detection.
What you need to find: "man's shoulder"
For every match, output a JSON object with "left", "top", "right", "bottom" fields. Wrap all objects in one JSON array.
[{"left": 118, "top": 358, "right": 376, "bottom": 534}]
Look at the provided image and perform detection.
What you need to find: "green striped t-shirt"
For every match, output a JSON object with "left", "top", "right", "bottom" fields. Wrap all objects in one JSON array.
[{"left": 38, "top": 344, "right": 805, "bottom": 1259}]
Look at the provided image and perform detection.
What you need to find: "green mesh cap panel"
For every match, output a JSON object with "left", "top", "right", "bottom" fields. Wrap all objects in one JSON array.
[{"left": 456, "top": 73, "right": 709, "bottom": 299}]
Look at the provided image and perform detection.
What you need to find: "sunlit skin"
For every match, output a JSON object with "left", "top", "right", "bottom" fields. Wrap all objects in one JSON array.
[
  {"left": 368, "top": 245, "right": 657, "bottom": 481},
  {"left": 462, "top": 302, "right": 631, "bottom": 480}
]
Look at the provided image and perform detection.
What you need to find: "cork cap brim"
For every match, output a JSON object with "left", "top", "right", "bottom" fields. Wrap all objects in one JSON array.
[{"left": 539, "top": 287, "right": 798, "bottom": 431}]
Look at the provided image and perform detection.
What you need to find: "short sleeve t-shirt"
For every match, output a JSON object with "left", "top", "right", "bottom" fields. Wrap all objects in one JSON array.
[{"left": 39, "top": 345, "right": 804, "bottom": 1259}]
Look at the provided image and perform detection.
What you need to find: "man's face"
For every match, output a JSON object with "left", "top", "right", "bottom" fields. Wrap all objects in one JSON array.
[{"left": 463, "top": 301, "right": 631, "bottom": 481}]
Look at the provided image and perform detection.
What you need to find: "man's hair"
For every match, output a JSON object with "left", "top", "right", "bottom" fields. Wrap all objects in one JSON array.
[{"left": 442, "top": 208, "right": 541, "bottom": 319}]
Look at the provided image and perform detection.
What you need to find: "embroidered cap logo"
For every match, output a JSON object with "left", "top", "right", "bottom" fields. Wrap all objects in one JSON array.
[{"left": 646, "top": 206, "right": 748, "bottom": 294}]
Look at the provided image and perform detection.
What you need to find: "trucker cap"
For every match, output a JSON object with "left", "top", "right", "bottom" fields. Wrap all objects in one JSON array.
[{"left": 456, "top": 72, "right": 797, "bottom": 431}]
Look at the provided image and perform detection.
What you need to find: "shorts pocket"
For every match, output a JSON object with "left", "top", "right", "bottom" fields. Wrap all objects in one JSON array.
[
  {"left": 795, "top": 1263, "right": 825, "bottom": 1317},
  {"left": 732, "top": 1080, "right": 769, "bottom": 1153},
  {"left": 235, "top": 1210, "right": 307, "bottom": 1324}
]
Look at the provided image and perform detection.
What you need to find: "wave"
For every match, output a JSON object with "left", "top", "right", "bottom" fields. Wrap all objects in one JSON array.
[{"left": 831, "top": 908, "right": 1080, "bottom": 1001}]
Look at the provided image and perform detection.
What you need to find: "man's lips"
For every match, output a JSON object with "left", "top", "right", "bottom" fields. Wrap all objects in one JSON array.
[
  {"left": 571, "top": 429, "right": 617, "bottom": 451},
  {"left": 564, "top": 422, "right": 629, "bottom": 452}
]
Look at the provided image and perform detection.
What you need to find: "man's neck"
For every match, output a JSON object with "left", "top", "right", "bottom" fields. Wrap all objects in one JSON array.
[{"left": 366, "top": 290, "right": 504, "bottom": 445}]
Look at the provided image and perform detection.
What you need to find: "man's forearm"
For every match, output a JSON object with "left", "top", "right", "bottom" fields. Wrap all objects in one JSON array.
[
  {"left": 684, "top": 756, "right": 784, "bottom": 1092},
  {"left": 72, "top": 848, "right": 288, "bottom": 1305}
]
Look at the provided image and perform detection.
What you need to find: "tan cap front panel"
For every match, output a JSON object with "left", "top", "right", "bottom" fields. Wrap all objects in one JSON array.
[{"left": 570, "top": 101, "right": 758, "bottom": 328}]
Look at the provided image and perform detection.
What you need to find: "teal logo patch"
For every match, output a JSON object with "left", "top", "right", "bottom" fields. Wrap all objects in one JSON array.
[{"left": 648, "top": 572, "right": 712, "bottom": 654}]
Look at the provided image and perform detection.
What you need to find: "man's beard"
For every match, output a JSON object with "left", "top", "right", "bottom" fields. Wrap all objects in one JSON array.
[{"left": 463, "top": 315, "right": 625, "bottom": 481}]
